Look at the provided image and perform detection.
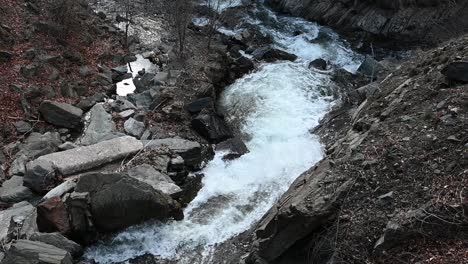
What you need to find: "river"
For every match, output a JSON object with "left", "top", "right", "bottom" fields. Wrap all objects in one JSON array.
[{"left": 85, "top": 2, "right": 362, "bottom": 263}]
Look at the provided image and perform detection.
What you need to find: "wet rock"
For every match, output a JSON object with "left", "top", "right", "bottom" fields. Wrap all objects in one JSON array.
[
  {"left": 76, "top": 93, "right": 106, "bottom": 111},
  {"left": 75, "top": 173, "right": 183, "bottom": 232},
  {"left": 0, "top": 202, "right": 37, "bottom": 243},
  {"left": 24, "top": 159, "right": 57, "bottom": 194},
  {"left": 30, "top": 232, "right": 83, "bottom": 257},
  {"left": 4, "top": 239, "right": 73, "bottom": 264},
  {"left": 127, "top": 164, "right": 182, "bottom": 197},
  {"left": 78, "top": 104, "right": 119, "bottom": 146},
  {"left": 357, "top": 55, "right": 385, "bottom": 77},
  {"left": 37, "top": 197, "right": 71, "bottom": 234},
  {"left": 124, "top": 118, "right": 145, "bottom": 138},
  {"left": 143, "top": 138, "right": 204, "bottom": 169},
  {"left": 39, "top": 101, "right": 83, "bottom": 128},
  {"left": 34, "top": 136, "right": 143, "bottom": 176},
  {"left": 186, "top": 97, "right": 213, "bottom": 114},
  {"left": 441, "top": 61, "right": 468, "bottom": 83},
  {"left": 191, "top": 112, "right": 233, "bottom": 143},
  {"left": 252, "top": 47, "right": 297, "bottom": 62},
  {"left": 309, "top": 58, "right": 327, "bottom": 70},
  {"left": 0, "top": 176, "right": 33, "bottom": 203},
  {"left": 216, "top": 137, "right": 249, "bottom": 160}
]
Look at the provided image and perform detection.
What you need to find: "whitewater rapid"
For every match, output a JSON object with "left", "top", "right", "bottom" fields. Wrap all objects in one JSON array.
[{"left": 86, "top": 4, "right": 362, "bottom": 264}]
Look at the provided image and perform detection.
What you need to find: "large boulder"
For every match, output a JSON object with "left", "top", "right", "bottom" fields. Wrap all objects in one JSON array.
[
  {"left": 252, "top": 47, "right": 297, "bottom": 62},
  {"left": 0, "top": 202, "right": 37, "bottom": 243},
  {"left": 216, "top": 136, "right": 249, "bottom": 160},
  {"left": 30, "top": 232, "right": 82, "bottom": 257},
  {"left": 3, "top": 239, "right": 72, "bottom": 264},
  {"left": 127, "top": 164, "right": 182, "bottom": 197},
  {"left": 34, "top": 136, "right": 143, "bottom": 176},
  {"left": 78, "top": 103, "right": 120, "bottom": 146},
  {"left": 441, "top": 61, "right": 468, "bottom": 83},
  {"left": 24, "top": 159, "right": 57, "bottom": 194},
  {"left": 309, "top": 58, "right": 327, "bottom": 70},
  {"left": 124, "top": 117, "right": 145, "bottom": 138},
  {"left": 191, "top": 112, "right": 233, "bottom": 143},
  {"left": 0, "top": 176, "right": 34, "bottom": 203},
  {"left": 143, "top": 138, "right": 205, "bottom": 169},
  {"left": 74, "top": 173, "right": 183, "bottom": 231},
  {"left": 38, "top": 101, "right": 83, "bottom": 128}
]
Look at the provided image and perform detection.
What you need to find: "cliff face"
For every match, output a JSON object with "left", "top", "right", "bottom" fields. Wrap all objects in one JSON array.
[{"left": 266, "top": 0, "right": 468, "bottom": 48}]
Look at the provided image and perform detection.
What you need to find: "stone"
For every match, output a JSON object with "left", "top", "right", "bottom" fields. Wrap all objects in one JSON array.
[
  {"left": 118, "top": 109, "right": 135, "bottom": 118},
  {"left": 41, "top": 179, "right": 77, "bottom": 202},
  {"left": 309, "top": 58, "right": 327, "bottom": 70},
  {"left": 58, "top": 142, "right": 77, "bottom": 151},
  {"left": 441, "top": 61, "right": 468, "bottom": 83},
  {"left": 252, "top": 47, "right": 297, "bottom": 62},
  {"left": 169, "top": 156, "right": 184, "bottom": 171},
  {"left": 75, "top": 173, "right": 183, "bottom": 231},
  {"left": 0, "top": 176, "right": 34, "bottom": 203},
  {"left": 24, "top": 159, "right": 57, "bottom": 194},
  {"left": 143, "top": 138, "right": 204, "bottom": 169},
  {"left": 39, "top": 101, "right": 83, "bottom": 128},
  {"left": 20, "top": 65, "right": 39, "bottom": 78},
  {"left": 6, "top": 239, "right": 72, "bottom": 264},
  {"left": 111, "top": 98, "right": 137, "bottom": 112},
  {"left": 0, "top": 202, "right": 37, "bottom": 243},
  {"left": 78, "top": 104, "right": 118, "bottom": 146},
  {"left": 133, "top": 73, "right": 156, "bottom": 93},
  {"left": 14, "top": 121, "right": 32, "bottom": 134},
  {"left": 79, "top": 66, "right": 93, "bottom": 77},
  {"left": 186, "top": 97, "right": 213, "bottom": 114},
  {"left": 216, "top": 137, "right": 249, "bottom": 160},
  {"left": 16, "top": 132, "right": 62, "bottom": 160},
  {"left": 191, "top": 112, "right": 233, "bottom": 143},
  {"left": 357, "top": 55, "right": 385, "bottom": 77},
  {"left": 0, "top": 50, "right": 13, "bottom": 62},
  {"left": 76, "top": 93, "right": 106, "bottom": 111},
  {"left": 35, "top": 136, "right": 143, "bottom": 176},
  {"left": 37, "top": 197, "right": 71, "bottom": 235},
  {"left": 127, "top": 164, "right": 182, "bottom": 196},
  {"left": 64, "top": 192, "right": 94, "bottom": 243},
  {"left": 30, "top": 232, "right": 83, "bottom": 257},
  {"left": 9, "top": 154, "right": 28, "bottom": 176},
  {"left": 124, "top": 118, "right": 145, "bottom": 138},
  {"left": 127, "top": 90, "right": 155, "bottom": 110}
]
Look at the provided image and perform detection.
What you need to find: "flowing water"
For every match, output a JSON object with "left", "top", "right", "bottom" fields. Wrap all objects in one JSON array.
[{"left": 86, "top": 3, "right": 362, "bottom": 264}]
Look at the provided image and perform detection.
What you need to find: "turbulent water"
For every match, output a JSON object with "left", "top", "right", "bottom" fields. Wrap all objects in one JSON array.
[{"left": 86, "top": 3, "right": 362, "bottom": 264}]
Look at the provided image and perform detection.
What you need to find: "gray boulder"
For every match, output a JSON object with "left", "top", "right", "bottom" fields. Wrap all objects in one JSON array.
[
  {"left": 34, "top": 136, "right": 143, "bottom": 176},
  {"left": 4, "top": 239, "right": 72, "bottom": 264},
  {"left": 14, "top": 121, "right": 32, "bottom": 134},
  {"left": 111, "top": 98, "right": 137, "bottom": 112},
  {"left": 16, "top": 132, "right": 62, "bottom": 160},
  {"left": 0, "top": 202, "right": 37, "bottom": 243},
  {"left": 191, "top": 112, "right": 233, "bottom": 143},
  {"left": 75, "top": 173, "right": 183, "bottom": 231},
  {"left": 127, "top": 164, "right": 182, "bottom": 196},
  {"left": 441, "top": 61, "right": 468, "bottom": 83},
  {"left": 0, "top": 176, "right": 34, "bottom": 203},
  {"left": 9, "top": 154, "right": 28, "bottom": 176},
  {"left": 127, "top": 90, "right": 155, "bottom": 110},
  {"left": 78, "top": 104, "right": 119, "bottom": 146},
  {"left": 143, "top": 138, "right": 204, "bottom": 169},
  {"left": 30, "top": 232, "right": 82, "bottom": 257},
  {"left": 24, "top": 159, "right": 57, "bottom": 194},
  {"left": 124, "top": 117, "right": 145, "bottom": 138},
  {"left": 39, "top": 101, "right": 83, "bottom": 128},
  {"left": 357, "top": 55, "right": 385, "bottom": 77}
]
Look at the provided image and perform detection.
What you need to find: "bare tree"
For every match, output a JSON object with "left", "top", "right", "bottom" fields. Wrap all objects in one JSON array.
[
  {"left": 166, "top": 0, "right": 194, "bottom": 55},
  {"left": 205, "top": 0, "right": 233, "bottom": 50},
  {"left": 49, "top": 0, "right": 82, "bottom": 38},
  {"left": 116, "top": 0, "right": 137, "bottom": 48}
]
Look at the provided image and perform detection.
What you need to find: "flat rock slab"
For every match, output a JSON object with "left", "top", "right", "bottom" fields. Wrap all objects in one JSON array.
[
  {"left": 7, "top": 239, "right": 72, "bottom": 264},
  {"left": 36, "top": 136, "right": 143, "bottom": 176}
]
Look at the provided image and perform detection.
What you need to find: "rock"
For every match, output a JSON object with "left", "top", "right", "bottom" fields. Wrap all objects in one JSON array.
[
  {"left": 357, "top": 55, "right": 385, "bottom": 77},
  {"left": 5, "top": 239, "right": 73, "bottom": 264},
  {"left": 169, "top": 156, "right": 184, "bottom": 171},
  {"left": 75, "top": 173, "right": 183, "bottom": 231},
  {"left": 124, "top": 55, "right": 137, "bottom": 63},
  {"left": 127, "top": 90, "right": 155, "bottom": 110},
  {"left": 133, "top": 73, "right": 156, "bottom": 93},
  {"left": 118, "top": 109, "right": 135, "bottom": 118},
  {"left": 14, "top": 129, "right": 29, "bottom": 145},
  {"left": 308, "top": 58, "right": 327, "bottom": 70},
  {"left": 111, "top": 65, "right": 131, "bottom": 83},
  {"left": 97, "top": 11, "right": 106, "bottom": 19},
  {"left": 9, "top": 154, "right": 28, "bottom": 176},
  {"left": 0, "top": 50, "right": 13, "bottom": 62},
  {"left": 0, "top": 176, "right": 34, "bottom": 203},
  {"left": 60, "top": 86, "right": 78, "bottom": 98},
  {"left": 127, "top": 164, "right": 182, "bottom": 196},
  {"left": 78, "top": 104, "right": 119, "bottom": 146},
  {"left": 24, "top": 159, "right": 56, "bottom": 194},
  {"left": 252, "top": 47, "right": 297, "bottom": 62},
  {"left": 30, "top": 232, "right": 82, "bottom": 257},
  {"left": 111, "top": 98, "right": 137, "bottom": 112},
  {"left": 37, "top": 197, "right": 71, "bottom": 235},
  {"left": 39, "top": 101, "right": 83, "bottom": 128},
  {"left": 248, "top": 160, "right": 352, "bottom": 262},
  {"left": 191, "top": 112, "right": 233, "bottom": 143},
  {"left": 58, "top": 142, "right": 77, "bottom": 151},
  {"left": 143, "top": 138, "right": 204, "bottom": 169},
  {"left": 441, "top": 61, "right": 468, "bottom": 83},
  {"left": 186, "top": 97, "right": 213, "bottom": 114},
  {"left": 64, "top": 192, "right": 94, "bottom": 243},
  {"left": 42, "top": 179, "right": 76, "bottom": 202},
  {"left": 34, "top": 136, "right": 143, "bottom": 176},
  {"left": 216, "top": 137, "right": 249, "bottom": 160},
  {"left": 76, "top": 93, "right": 106, "bottom": 111},
  {"left": 20, "top": 65, "right": 39, "bottom": 78},
  {"left": 124, "top": 118, "right": 145, "bottom": 138},
  {"left": 79, "top": 66, "right": 93, "bottom": 77},
  {"left": 0, "top": 202, "right": 37, "bottom": 243},
  {"left": 16, "top": 132, "right": 62, "bottom": 160}
]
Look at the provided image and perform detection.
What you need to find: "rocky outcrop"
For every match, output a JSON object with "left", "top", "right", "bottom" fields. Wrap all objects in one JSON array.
[
  {"left": 74, "top": 173, "right": 183, "bottom": 232},
  {"left": 266, "top": 0, "right": 468, "bottom": 47}
]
